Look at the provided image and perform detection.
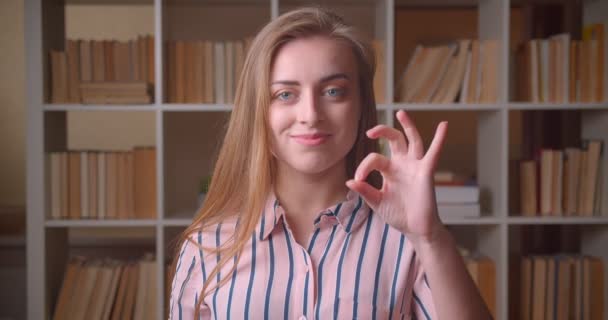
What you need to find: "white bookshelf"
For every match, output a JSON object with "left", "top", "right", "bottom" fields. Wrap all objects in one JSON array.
[{"left": 25, "top": 0, "right": 608, "bottom": 319}]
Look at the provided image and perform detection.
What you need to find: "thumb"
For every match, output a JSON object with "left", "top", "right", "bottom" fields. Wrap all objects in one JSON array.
[{"left": 346, "top": 180, "right": 382, "bottom": 211}]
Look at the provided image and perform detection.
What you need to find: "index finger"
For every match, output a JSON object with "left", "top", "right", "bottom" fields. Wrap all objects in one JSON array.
[
  {"left": 366, "top": 125, "right": 408, "bottom": 155},
  {"left": 396, "top": 110, "right": 424, "bottom": 159}
]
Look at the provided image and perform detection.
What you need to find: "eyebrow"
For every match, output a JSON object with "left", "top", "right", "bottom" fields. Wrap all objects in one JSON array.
[{"left": 270, "top": 73, "right": 350, "bottom": 86}]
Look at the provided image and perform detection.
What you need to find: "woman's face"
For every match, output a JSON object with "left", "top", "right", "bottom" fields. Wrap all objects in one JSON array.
[{"left": 268, "top": 35, "right": 361, "bottom": 176}]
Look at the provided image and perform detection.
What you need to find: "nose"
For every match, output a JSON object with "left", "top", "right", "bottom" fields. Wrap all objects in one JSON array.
[{"left": 296, "top": 89, "right": 322, "bottom": 125}]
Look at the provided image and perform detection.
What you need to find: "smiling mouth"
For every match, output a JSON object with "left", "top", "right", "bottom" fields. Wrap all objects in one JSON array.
[{"left": 291, "top": 134, "right": 331, "bottom": 146}]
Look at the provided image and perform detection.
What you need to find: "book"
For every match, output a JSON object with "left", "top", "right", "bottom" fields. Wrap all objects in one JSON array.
[
  {"left": 437, "top": 203, "right": 480, "bottom": 219},
  {"left": 53, "top": 256, "right": 157, "bottom": 320},
  {"left": 134, "top": 147, "right": 157, "bottom": 219},
  {"left": 478, "top": 40, "right": 499, "bottom": 103},
  {"left": 52, "top": 258, "right": 84, "bottom": 320},
  {"left": 50, "top": 50, "right": 69, "bottom": 103},
  {"left": 92, "top": 40, "right": 105, "bottom": 82},
  {"left": 432, "top": 39, "right": 471, "bottom": 104},
  {"left": 80, "top": 151, "right": 89, "bottom": 218},
  {"left": 520, "top": 160, "right": 538, "bottom": 216},
  {"left": 464, "top": 255, "right": 496, "bottom": 318},
  {"left": 214, "top": 41, "right": 225, "bottom": 104},
  {"left": 46, "top": 147, "right": 155, "bottom": 220},
  {"left": 79, "top": 40, "right": 92, "bottom": 83},
  {"left": 66, "top": 39, "right": 81, "bottom": 103},
  {"left": 68, "top": 152, "right": 81, "bottom": 219},
  {"left": 435, "top": 185, "right": 479, "bottom": 204},
  {"left": 521, "top": 255, "right": 605, "bottom": 320},
  {"left": 49, "top": 35, "right": 155, "bottom": 104}
]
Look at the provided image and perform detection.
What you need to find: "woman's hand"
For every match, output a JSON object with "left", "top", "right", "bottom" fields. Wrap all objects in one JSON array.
[{"left": 346, "top": 110, "right": 448, "bottom": 246}]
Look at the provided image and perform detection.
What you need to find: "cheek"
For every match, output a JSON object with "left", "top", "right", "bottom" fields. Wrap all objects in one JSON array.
[
  {"left": 337, "top": 104, "right": 361, "bottom": 140},
  {"left": 268, "top": 107, "right": 288, "bottom": 138}
]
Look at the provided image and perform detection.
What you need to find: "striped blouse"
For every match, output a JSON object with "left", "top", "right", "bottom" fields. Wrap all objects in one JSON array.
[{"left": 169, "top": 189, "right": 436, "bottom": 320}]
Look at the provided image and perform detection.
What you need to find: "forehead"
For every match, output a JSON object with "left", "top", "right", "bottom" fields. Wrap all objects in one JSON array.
[{"left": 270, "top": 35, "right": 358, "bottom": 82}]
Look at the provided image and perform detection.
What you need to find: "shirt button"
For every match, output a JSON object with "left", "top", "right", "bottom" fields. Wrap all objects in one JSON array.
[{"left": 299, "top": 316, "right": 307, "bottom": 320}]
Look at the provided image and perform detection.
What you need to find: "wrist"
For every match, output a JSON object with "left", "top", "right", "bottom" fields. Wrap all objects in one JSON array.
[{"left": 411, "top": 224, "right": 452, "bottom": 256}]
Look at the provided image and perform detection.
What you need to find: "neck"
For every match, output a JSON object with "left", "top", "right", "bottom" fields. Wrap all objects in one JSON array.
[{"left": 274, "top": 160, "right": 350, "bottom": 220}]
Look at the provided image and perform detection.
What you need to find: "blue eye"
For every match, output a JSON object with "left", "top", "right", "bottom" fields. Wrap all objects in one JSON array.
[
  {"left": 277, "top": 91, "right": 293, "bottom": 100},
  {"left": 326, "top": 88, "right": 344, "bottom": 97}
]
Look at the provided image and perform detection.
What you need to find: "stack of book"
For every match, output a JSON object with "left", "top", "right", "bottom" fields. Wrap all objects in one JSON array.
[
  {"left": 515, "top": 23, "right": 607, "bottom": 103},
  {"left": 45, "top": 147, "right": 157, "bottom": 220},
  {"left": 397, "top": 39, "right": 499, "bottom": 104},
  {"left": 434, "top": 171, "right": 481, "bottom": 219},
  {"left": 520, "top": 255, "right": 604, "bottom": 320},
  {"left": 519, "top": 140, "right": 604, "bottom": 216},
  {"left": 52, "top": 254, "right": 157, "bottom": 320},
  {"left": 459, "top": 248, "right": 496, "bottom": 319},
  {"left": 49, "top": 35, "right": 155, "bottom": 104}
]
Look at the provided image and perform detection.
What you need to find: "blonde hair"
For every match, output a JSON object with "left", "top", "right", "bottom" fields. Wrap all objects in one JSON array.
[{"left": 171, "top": 6, "right": 382, "bottom": 318}]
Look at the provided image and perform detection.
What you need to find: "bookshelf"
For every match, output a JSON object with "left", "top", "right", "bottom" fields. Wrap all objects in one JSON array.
[{"left": 25, "top": 0, "right": 608, "bottom": 319}]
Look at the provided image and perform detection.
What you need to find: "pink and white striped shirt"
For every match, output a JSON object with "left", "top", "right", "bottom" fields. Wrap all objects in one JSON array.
[{"left": 169, "top": 189, "right": 436, "bottom": 320}]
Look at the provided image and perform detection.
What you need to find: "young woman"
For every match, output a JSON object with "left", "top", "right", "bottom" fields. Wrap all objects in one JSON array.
[{"left": 169, "top": 7, "right": 491, "bottom": 320}]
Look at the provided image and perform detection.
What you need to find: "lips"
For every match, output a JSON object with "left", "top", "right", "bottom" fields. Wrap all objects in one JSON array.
[{"left": 291, "top": 133, "right": 331, "bottom": 146}]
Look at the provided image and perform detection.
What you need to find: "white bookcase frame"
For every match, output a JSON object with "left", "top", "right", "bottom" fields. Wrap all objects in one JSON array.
[{"left": 25, "top": 0, "right": 608, "bottom": 319}]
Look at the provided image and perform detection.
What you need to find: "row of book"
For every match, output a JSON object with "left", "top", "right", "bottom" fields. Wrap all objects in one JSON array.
[
  {"left": 50, "top": 35, "right": 155, "bottom": 104},
  {"left": 165, "top": 38, "right": 388, "bottom": 105},
  {"left": 519, "top": 140, "right": 604, "bottom": 216},
  {"left": 434, "top": 171, "right": 481, "bottom": 219},
  {"left": 520, "top": 255, "right": 604, "bottom": 320},
  {"left": 165, "top": 39, "right": 251, "bottom": 104},
  {"left": 515, "top": 23, "right": 607, "bottom": 104},
  {"left": 52, "top": 252, "right": 492, "bottom": 320},
  {"left": 46, "top": 147, "right": 157, "bottom": 220},
  {"left": 396, "top": 39, "right": 499, "bottom": 104},
  {"left": 53, "top": 255, "right": 158, "bottom": 320}
]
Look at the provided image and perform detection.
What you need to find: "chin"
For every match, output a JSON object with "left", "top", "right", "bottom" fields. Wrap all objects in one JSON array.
[{"left": 285, "top": 158, "right": 342, "bottom": 176}]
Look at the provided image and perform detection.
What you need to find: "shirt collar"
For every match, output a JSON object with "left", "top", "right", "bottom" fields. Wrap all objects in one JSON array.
[{"left": 257, "top": 188, "right": 368, "bottom": 241}]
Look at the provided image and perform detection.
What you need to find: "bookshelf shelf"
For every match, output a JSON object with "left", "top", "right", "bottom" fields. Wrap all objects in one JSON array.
[
  {"left": 25, "top": 0, "right": 608, "bottom": 319},
  {"left": 65, "top": 0, "right": 154, "bottom": 4},
  {"left": 441, "top": 216, "right": 503, "bottom": 225},
  {"left": 160, "top": 103, "right": 232, "bottom": 112},
  {"left": 392, "top": 103, "right": 504, "bottom": 111},
  {"left": 508, "top": 102, "right": 608, "bottom": 110},
  {"left": 507, "top": 216, "right": 608, "bottom": 225},
  {"left": 166, "top": 0, "right": 269, "bottom": 4},
  {"left": 161, "top": 218, "right": 193, "bottom": 227},
  {"left": 43, "top": 104, "right": 158, "bottom": 112},
  {"left": 45, "top": 219, "right": 158, "bottom": 228},
  {"left": 376, "top": 103, "right": 391, "bottom": 110}
]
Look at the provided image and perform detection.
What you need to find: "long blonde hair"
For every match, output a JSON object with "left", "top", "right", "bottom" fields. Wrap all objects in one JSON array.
[{"left": 171, "top": 6, "right": 382, "bottom": 317}]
